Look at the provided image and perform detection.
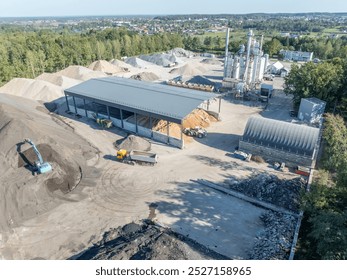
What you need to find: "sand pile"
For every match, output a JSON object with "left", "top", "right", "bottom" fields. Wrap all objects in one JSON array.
[
  {"left": 56, "top": 65, "right": 107, "bottom": 81},
  {"left": 201, "top": 58, "right": 222, "bottom": 65},
  {"left": 125, "top": 57, "right": 154, "bottom": 68},
  {"left": 36, "top": 73, "right": 81, "bottom": 89},
  {"left": 152, "top": 109, "right": 217, "bottom": 142},
  {"left": 115, "top": 135, "right": 151, "bottom": 151},
  {"left": 88, "top": 60, "right": 124, "bottom": 74},
  {"left": 170, "top": 63, "right": 206, "bottom": 76},
  {"left": 130, "top": 72, "right": 160, "bottom": 81},
  {"left": 0, "top": 93, "right": 98, "bottom": 234},
  {"left": 182, "top": 108, "right": 218, "bottom": 128},
  {"left": 0, "top": 78, "right": 64, "bottom": 102}
]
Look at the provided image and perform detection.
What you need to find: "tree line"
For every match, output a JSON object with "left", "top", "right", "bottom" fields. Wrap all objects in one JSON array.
[
  {"left": 284, "top": 58, "right": 347, "bottom": 260},
  {"left": 0, "top": 28, "right": 184, "bottom": 86}
]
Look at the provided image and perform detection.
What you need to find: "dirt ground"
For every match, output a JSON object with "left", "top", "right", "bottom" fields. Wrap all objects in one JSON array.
[{"left": 0, "top": 55, "right": 300, "bottom": 260}]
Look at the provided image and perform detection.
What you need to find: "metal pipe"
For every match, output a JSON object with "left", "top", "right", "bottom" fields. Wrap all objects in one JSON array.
[
  {"left": 83, "top": 99, "right": 87, "bottom": 117},
  {"left": 106, "top": 106, "right": 110, "bottom": 119},
  {"left": 72, "top": 96, "right": 77, "bottom": 114},
  {"left": 120, "top": 109, "right": 124, "bottom": 128},
  {"left": 243, "top": 29, "right": 253, "bottom": 83},
  {"left": 135, "top": 113, "right": 138, "bottom": 133},
  {"left": 218, "top": 96, "right": 222, "bottom": 113},
  {"left": 149, "top": 115, "right": 153, "bottom": 138},
  {"left": 64, "top": 93, "right": 69, "bottom": 111}
]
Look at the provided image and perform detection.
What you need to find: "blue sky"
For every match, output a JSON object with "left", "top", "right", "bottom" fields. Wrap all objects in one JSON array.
[{"left": 0, "top": 0, "right": 346, "bottom": 17}]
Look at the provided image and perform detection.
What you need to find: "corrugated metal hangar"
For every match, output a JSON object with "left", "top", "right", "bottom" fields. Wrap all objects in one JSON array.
[
  {"left": 64, "top": 77, "right": 218, "bottom": 148},
  {"left": 239, "top": 116, "right": 320, "bottom": 167}
]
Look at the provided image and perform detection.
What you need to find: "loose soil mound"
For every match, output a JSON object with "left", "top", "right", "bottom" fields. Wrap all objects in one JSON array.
[
  {"left": 130, "top": 72, "right": 159, "bottom": 81},
  {"left": 115, "top": 135, "right": 151, "bottom": 151},
  {"left": 72, "top": 221, "right": 229, "bottom": 260},
  {"left": 56, "top": 65, "right": 107, "bottom": 81},
  {"left": 169, "top": 63, "right": 206, "bottom": 76},
  {"left": 0, "top": 78, "right": 64, "bottom": 102},
  {"left": 88, "top": 60, "right": 124, "bottom": 74},
  {"left": 0, "top": 94, "right": 98, "bottom": 233},
  {"left": 36, "top": 73, "right": 81, "bottom": 89}
]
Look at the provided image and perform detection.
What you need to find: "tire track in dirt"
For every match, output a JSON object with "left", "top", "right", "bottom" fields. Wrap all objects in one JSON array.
[{"left": 90, "top": 165, "right": 158, "bottom": 214}]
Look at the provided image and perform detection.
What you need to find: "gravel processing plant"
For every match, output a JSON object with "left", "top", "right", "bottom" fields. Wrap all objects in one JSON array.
[{"left": 0, "top": 46, "right": 313, "bottom": 260}]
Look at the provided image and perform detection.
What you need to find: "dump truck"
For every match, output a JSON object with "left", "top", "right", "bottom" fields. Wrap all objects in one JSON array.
[
  {"left": 117, "top": 149, "right": 158, "bottom": 165},
  {"left": 183, "top": 127, "right": 207, "bottom": 138}
]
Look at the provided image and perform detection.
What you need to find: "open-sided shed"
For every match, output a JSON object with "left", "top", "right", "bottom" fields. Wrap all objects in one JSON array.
[{"left": 64, "top": 77, "right": 218, "bottom": 148}]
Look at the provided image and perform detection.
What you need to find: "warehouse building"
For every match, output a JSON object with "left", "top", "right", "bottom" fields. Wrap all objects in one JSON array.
[
  {"left": 64, "top": 77, "right": 218, "bottom": 148},
  {"left": 239, "top": 117, "right": 320, "bottom": 167}
]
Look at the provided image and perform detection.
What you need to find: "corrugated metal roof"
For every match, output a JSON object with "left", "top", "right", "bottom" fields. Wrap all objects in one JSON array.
[
  {"left": 64, "top": 77, "right": 215, "bottom": 124},
  {"left": 241, "top": 117, "right": 319, "bottom": 156}
]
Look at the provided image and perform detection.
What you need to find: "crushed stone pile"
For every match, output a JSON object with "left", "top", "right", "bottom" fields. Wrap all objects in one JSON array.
[
  {"left": 139, "top": 53, "right": 182, "bottom": 67},
  {"left": 226, "top": 174, "right": 305, "bottom": 212},
  {"left": 125, "top": 57, "right": 154, "bottom": 68},
  {"left": 35, "top": 73, "right": 81, "bottom": 89},
  {"left": 248, "top": 211, "right": 296, "bottom": 260},
  {"left": 109, "top": 59, "right": 132, "bottom": 70},
  {"left": 88, "top": 60, "right": 125, "bottom": 74},
  {"left": 130, "top": 72, "right": 160, "bottom": 81},
  {"left": 115, "top": 135, "right": 151, "bottom": 151},
  {"left": 169, "top": 63, "right": 206, "bottom": 76},
  {"left": 167, "top": 48, "right": 194, "bottom": 58},
  {"left": 201, "top": 58, "right": 223, "bottom": 65},
  {"left": 71, "top": 221, "right": 229, "bottom": 260},
  {"left": 0, "top": 78, "right": 64, "bottom": 102},
  {"left": 186, "top": 75, "right": 215, "bottom": 86},
  {"left": 56, "top": 65, "right": 107, "bottom": 81}
]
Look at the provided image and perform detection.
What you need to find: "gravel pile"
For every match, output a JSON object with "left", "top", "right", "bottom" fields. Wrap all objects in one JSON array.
[
  {"left": 201, "top": 58, "right": 222, "bottom": 65},
  {"left": 139, "top": 53, "right": 182, "bottom": 67},
  {"left": 249, "top": 211, "right": 296, "bottom": 260},
  {"left": 226, "top": 174, "right": 305, "bottom": 212},
  {"left": 167, "top": 48, "right": 194, "bottom": 58},
  {"left": 186, "top": 75, "right": 215, "bottom": 86},
  {"left": 115, "top": 135, "right": 151, "bottom": 151},
  {"left": 125, "top": 57, "right": 154, "bottom": 68},
  {"left": 130, "top": 72, "right": 159, "bottom": 81}
]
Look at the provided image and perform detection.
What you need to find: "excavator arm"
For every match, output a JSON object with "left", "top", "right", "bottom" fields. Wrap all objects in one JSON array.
[{"left": 23, "top": 138, "right": 52, "bottom": 174}]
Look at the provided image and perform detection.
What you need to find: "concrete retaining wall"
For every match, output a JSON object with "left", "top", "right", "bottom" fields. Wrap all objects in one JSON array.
[{"left": 239, "top": 140, "right": 314, "bottom": 167}]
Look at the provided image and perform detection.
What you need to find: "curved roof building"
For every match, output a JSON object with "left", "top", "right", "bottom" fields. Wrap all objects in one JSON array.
[{"left": 241, "top": 116, "right": 320, "bottom": 158}]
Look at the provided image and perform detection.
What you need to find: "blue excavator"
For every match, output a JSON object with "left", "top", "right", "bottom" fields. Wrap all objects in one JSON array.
[{"left": 23, "top": 138, "right": 52, "bottom": 174}]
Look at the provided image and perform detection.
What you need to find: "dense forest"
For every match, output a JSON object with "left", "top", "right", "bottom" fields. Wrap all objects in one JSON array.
[{"left": 0, "top": 28, "right": 184, "bottom": 85}]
